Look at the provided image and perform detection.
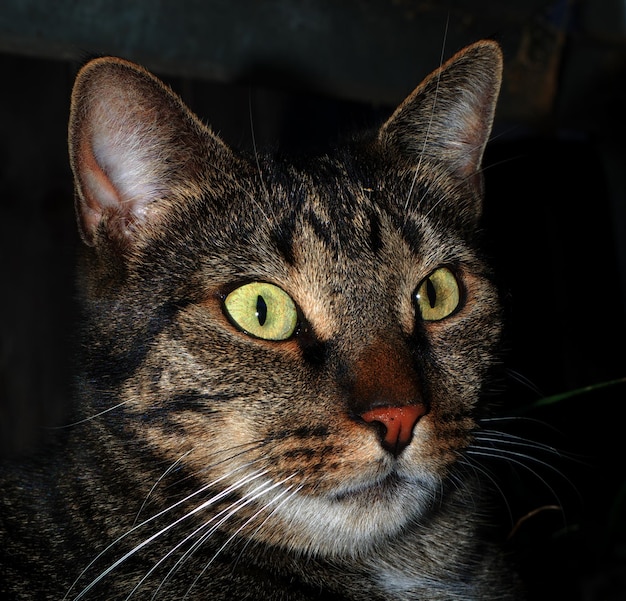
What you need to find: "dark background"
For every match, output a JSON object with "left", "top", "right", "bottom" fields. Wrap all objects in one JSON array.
[{"left": 1, "top": 1, "right": 625, "bottom": 599}]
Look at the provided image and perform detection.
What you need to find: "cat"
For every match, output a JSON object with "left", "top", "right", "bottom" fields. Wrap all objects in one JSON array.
[{"left": 0, "top": 40, "right": 525, "bottom": 600}]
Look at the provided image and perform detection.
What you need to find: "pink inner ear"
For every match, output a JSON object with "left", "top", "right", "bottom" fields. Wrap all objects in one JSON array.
[
  {"left": 81, "top": 138, "right": 122, "bottom": 207},
  {"left": 75, "top": 135, "right": 124, "bottom": 244},
  {"left": 73, "top": 94, "right": 166, "bottom": 245}
]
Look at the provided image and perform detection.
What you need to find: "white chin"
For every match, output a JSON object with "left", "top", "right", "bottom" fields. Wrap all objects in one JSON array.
[{"left": 264, "top": 475, "right": 438, "bottom": 556}]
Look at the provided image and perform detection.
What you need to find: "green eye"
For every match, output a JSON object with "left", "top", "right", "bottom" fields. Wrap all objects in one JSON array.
[
  {"left": 224, "top": 282, "right": 298, "bottom": 341},
  {"left": 415, "top": 267, "right": 461, "bottom": 321}
]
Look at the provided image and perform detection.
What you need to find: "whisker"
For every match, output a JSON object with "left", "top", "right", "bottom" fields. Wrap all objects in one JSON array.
[
  {"left": 466, "top": 447, "right": 568, "bottom": 510},
  {"left": 479, "top": 415, "right": 568, "bottom": 435},
  {"left": 475, "top": 430, "right": 563, "bottom": 458},
  {"left": 144, "top": 474, "right": 297, "bottom": 600},
  {"left": 404, "top": 15, "right": 449, "bottom": 215},
  {"left": 248, "top": 91, "right": 271, "bottom": 205},
  {"left": 504, "top": 368, "right": 545, "bottom": 397},
  {"left": 182, "top": 476, "right": 302, "bottom": 600},
  {"left": 50, "top": 399, "right": 132, "bottom": 428},
  {"left": 157, "top": 440, "right": 269, "bottom": 495},
  {"left": 456, "top": 456, "right": 514, "bottom": 524},
  {"left": 66, "top": 466, "right": 269, "bottom": 601},
  {"left": 189, "top": 142, "right": 275, "bottom": 230},
  {"left": 133, "top": 440, "right": 270, "bottom": 526},
  {"left": 134, "top": 450, "right": 194, "bottom": 526},
  {"left": 231, "top": 479, "right": 305, "bottom": 573},
  {"left": 423, "top": 161, "right": 485, "bottom": 221},
  {"left": 447, "top": 466, "right": 478, "bottom": 509},
  {"left": 468, "top": 444, "right": 564, "bottom": 479},
  {"left": 477, "top": 426, "right": 587, "bottom": 469},
  {"left": 128, "top": 476, "right": 286, "bottom": 601}
]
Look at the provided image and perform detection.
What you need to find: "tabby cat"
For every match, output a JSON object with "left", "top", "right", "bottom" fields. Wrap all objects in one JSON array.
[{"left": 1, "top": 40, "right": 524, "bottom": 600}]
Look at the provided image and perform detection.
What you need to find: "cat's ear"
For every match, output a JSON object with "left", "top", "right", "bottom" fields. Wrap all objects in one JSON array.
[
  {"left": 69, "top": 57, "right": 232, "bottom": 248},
  {"left": 379, "top": 40, "right": 502, "bottom": 186}
]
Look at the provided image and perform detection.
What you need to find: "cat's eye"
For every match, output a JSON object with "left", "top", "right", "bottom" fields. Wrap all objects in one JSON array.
[
  {"left": 223, "top": 282, "right": 298, "bottom": 341},
  {"left": 415, "top": 267, "right": 461, "bottom": 321}
]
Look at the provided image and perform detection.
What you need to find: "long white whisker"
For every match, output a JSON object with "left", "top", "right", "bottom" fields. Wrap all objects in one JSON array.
[
  {"left": 159, "top": 441, "right": 269, "bottom": 495},
  {"left": 231, "top": 479, "right": 305, "bottom": 573},
  {"left": 468, "top": 445, "right": 563, "bottom": 477},
  {"left": 51, "top": 399, "right": 132, "bottom": 428},
  {"left": 126, "top": 473, "right": 292, "bottom": 601},
  {"left": 479, "top": 415, "right": 568, "bottom": 437},
  {"left": 404, "top": 15, "right": 449, "bottom": 215},
  {"left": 248, "top": 91, "right": 270, "bottom": 205},
  {"left": 446, "top": 466, "right": 478, "bottom": 509},
  {"left": 504, "top": 368, "right": 545, "bottom": 396},
  {"left": 476, "top": 427, "right": 585, "bottom": 468},
  {"left": 181, "top": 476, "right": 302, "bottom": 600},
  {"left": 67, "top": 467, "right": 269, "bottom": 601},
  {"left": 467, "top": 448, "right": 567, "bottom": 509},
  {"left": 475, "top": 430, "right": 563, "bottom": 457},
  {"left": 457, "top": 457, "right": 513, "bottom": 524},
  {"left": 144, "top": 475, "right": 296, "bottom": 600},
  {"left": 134, "top": 450, "right": 194, "bottom": 526}
]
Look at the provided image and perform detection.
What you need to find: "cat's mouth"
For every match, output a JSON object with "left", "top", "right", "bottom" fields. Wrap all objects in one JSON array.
[{"left": 330, "top": 471, "right": 409, "bottom": 503}]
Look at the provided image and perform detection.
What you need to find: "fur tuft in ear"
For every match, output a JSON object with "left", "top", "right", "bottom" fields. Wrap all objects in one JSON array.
[
  {"left": 68, "top": 57, "right": 231, "bottom": 248},
  {"left": 379, "top": 40, "right": 502, "bottom": 184}
]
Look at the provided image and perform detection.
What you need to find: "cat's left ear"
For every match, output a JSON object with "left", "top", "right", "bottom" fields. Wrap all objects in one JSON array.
[
  {"left": 69, "top": 57, "right": 235, "bottom": 248},
  {"left": 379, "top": 40, "right": 502, "bottom": 192}
]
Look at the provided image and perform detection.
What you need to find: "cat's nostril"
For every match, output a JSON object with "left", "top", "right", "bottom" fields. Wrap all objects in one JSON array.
[{"left": 360, "top": 405, "right": 427, "bottom": 457}]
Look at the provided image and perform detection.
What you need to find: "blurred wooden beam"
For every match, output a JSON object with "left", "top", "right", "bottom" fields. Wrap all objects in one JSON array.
[{"left": 0, "top": 0, "right": 552, "bottom": 109}]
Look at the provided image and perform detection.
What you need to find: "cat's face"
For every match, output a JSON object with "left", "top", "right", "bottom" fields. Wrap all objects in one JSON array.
[{"left": 69, "top": 41, "right": 502, "bottom": 556}]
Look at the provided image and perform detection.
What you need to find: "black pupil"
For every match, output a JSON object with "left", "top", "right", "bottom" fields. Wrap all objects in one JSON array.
[
  {"left": 426, "top": 278, "right": 437, "bottom": 308},
  {"left": 256, "top": 295, "right": 268, "bottom": 326}
]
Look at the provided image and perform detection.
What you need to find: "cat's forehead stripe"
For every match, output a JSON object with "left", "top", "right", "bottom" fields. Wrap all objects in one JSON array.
[
  {"left": 271, "top": 220, "right": 296, "bottom": 266},
  {"left": 270, "top": 181, "right": 391, "bottom": 264}
]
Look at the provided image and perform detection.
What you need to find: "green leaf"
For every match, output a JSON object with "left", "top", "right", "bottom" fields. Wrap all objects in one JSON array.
[{"left": 522, "top": 377, "right": 626, "bottom": 412}]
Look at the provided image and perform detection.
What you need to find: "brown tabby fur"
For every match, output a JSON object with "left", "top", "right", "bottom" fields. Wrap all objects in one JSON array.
[{"left": 0, "top": 41, "right": 524, "bottom": 599}]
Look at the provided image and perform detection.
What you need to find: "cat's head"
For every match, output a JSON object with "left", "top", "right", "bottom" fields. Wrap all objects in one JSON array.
[{"left": 69, "top": 41, "right": 503, "bottom": 556}]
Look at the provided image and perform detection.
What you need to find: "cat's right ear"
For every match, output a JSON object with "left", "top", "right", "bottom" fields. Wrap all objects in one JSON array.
[
  {"left": 69, "top": 57, "right": 233, "bottom": 248},
  {"left": 378, "top": 40, "right": 502, "bottom": 196}
]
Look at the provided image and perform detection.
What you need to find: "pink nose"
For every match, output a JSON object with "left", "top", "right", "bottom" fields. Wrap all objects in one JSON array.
[{"left": 360, "top": 405, "right": 426, "bottom": 456}]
